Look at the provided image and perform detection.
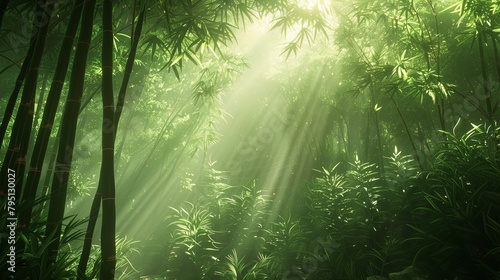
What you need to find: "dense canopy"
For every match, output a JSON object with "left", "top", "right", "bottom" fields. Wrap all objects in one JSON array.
[{"left": 0, "top": 0, "right": 499, "bottom": 279}]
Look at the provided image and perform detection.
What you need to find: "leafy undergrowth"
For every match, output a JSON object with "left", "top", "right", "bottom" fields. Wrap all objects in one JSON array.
[{"left": 135, "top": 124, "right": 500, "bottom": 280}]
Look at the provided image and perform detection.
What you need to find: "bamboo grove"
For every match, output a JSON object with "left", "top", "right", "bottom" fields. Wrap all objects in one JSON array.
[
  {"left": 0, "top": 0, "right": 328, "bottom": 279},
  {"left": 0, "top": 0, "right": 499, "bottom": 279}
]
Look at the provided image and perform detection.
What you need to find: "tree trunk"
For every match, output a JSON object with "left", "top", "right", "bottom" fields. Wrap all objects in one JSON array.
[{"left": 44, "top": 0, "right": 96, "bottom": 265}]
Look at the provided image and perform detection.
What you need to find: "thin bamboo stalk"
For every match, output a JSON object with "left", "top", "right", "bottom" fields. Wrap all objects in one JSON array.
[
  {"left": 99, "top": 0, "right": 117, "bottom": 277},
  {"left": 77, "top": 5, "right": 146, "bottom": 278},
  {"left": 0, "top": 0, "right": 9, "bottom": 30},
  {"left": 0, "top": 0, "right": 54, "bottom": 202},
  {"left": 44, "top": 0, "right": 97, "bottom": 265},
  {"left": 20, "top": 0, "right": 84, "bottom": 241}
]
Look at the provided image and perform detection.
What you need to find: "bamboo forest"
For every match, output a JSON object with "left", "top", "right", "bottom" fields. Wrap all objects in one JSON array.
[{"left": 1, "top": 0, "right": 500, "bottom": 279}]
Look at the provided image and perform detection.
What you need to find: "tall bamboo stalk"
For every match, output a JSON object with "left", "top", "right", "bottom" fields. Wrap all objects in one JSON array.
[
  {"left": 390, "top": 95, "right": 424, "bottom": 170},
  {"left": 477, "top": 24, "right": 494, "bottom": 121},
  {"left": 370, "top": 85, "right": 385, "bottom": 176},
  {"left": 487, "top": 31, "right": 498, "bottom": 154},
  {"left": 0, "top": 36, "right": 35, "bottom": 154},
  {"left": 19, "top": 0, "right": 84, "bottom": 238},
  {"left": 44, "top": 0, "right": 97, "bottom": 265},
  {"left": 99, "top": 0, "right": 116, "bottom": 278},
  {"left": 0, "top": 0, "right": 55, "bottom": 203},
  {"left": 115, "top": 6, "right": 145, "bottom": 129},
  {"left": 78, "top": 5, "right": 146, "bottom": 278},
  {"left": 0, "top": 0, "right": 9, "bottom": 31},
  {"left": 488, "top": 32, "right": 500, "bottom": 83}
]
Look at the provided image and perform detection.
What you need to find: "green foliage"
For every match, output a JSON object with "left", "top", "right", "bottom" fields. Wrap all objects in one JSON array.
[
  {"left": 385, "top": 146, "right": 419, "bottom": 185},
  {"left": 139, "top": 164, "right": 272, "bottom": 279},
  {"left": 408, "top": 124, "right": 500, "bottom": 279},
  {"left": 303, "top": 149, "right": 417, "bottom": 279},
  {"left": 165, "top": 202, "right": 218, "bottom": 279},
  {"left": 0, "top": 215, "right": 85, "bottom": 279},
  {"left": 264, "top": 215, "right": 310, "bottom": 271},
  {"left": 135, "top": 123, "right": 500, "bottom": 279},
  {"left": 216, "top": 249, "right": 273, "bottom": 280},
  {"left": 72, "top": 235, "right": 140, "bottom": 280},
  {"left": 3, "top": 0, "right": 500, "bottom": 279}
]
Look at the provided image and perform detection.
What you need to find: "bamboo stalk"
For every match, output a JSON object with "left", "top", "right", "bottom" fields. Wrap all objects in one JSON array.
[
  {"left": 0, "top": 0, "right": 9, "bottom": 30},
  {"left": 0, "top": 0, "right": 54, "bottom": 202},
  {"left": 44, "top": 0, "right": 97, "bottom": 265},
  {"left": 20, "top": 0, "right": 84, "bottom": 237},
  {"left": 477, "top": 24, "right": 494, "bottom": 121},
  {"left": 77, "top": 5, "right": 146, "bottom": 279},
  {"left": 99, "top": 0, "right": 117, "bottom": 277}
]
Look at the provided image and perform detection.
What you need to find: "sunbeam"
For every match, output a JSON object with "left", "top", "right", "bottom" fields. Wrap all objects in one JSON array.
[{"left": 2, "top": 0, "right": 499, "bottom": 279}]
